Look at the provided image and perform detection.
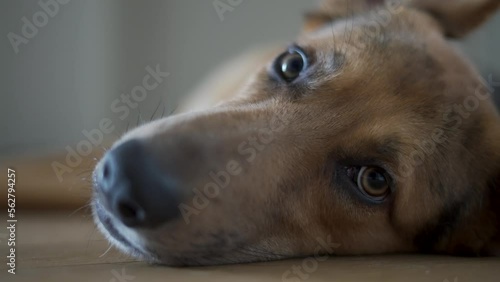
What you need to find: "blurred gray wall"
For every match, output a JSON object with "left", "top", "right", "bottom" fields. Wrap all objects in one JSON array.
[{"left": 1, "top": 0, "right": 499, "bottom": 160}]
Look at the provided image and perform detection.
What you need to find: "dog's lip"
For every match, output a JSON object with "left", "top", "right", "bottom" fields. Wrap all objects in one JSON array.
[
  {"left": 93, "top": 200, "right": 154, "bottom": 260},
  {"left": 95, "top": 202, "right": 126, "bottom": 242}
]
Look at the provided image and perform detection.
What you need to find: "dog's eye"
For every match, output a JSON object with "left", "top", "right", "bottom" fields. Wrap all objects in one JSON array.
[
  {"left": 274, "top": 47, "right": 308, "bottom": 82},
  {"left": 352, "top": 166, "right": 390, "bottom": 200}
]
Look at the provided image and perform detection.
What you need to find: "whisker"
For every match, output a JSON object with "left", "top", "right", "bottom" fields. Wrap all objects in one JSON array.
[
  {"left": 68, "top": 203, "right": 91, "bottom": 217},
  {"left": 86, "top": 227, "right": 99, "bottom": 253},
  {"left": 160, "top": 101, "right": 167, "bottom": 118},
  {"left": 125, "top": 120, "right": 131, "bottom": 133},
  {"left": 150, "top": 100, "right": 163, "bottom": 121},
  {"left": 139, "top": 112, "right": 144, "bottom": 125},
  {"left": 345, "top": 1, "right": 355, "bottom": 56},
  {"left": 99, "top": 244, "right": 114, "bottom": 258},
  {"left": 168, "top": 104, "right": 179, "bottom": 116},
  {"left": 136, "top": 112, "right": 141, "bottom": 127}
]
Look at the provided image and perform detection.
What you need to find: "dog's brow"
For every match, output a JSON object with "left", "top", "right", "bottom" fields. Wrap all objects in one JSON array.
[
  {"left": 375, "top": 136, "right": 402, "bottom": 161},
  {"left": 331, "top": 135, "right": 402, "bottom": 166}
]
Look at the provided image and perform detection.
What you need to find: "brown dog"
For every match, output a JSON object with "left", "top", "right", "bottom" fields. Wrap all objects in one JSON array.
[{"left": 92, "top": 0, "right": 500, "bottom": 266}]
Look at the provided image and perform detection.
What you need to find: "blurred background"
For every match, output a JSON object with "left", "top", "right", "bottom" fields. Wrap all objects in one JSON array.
[{"left": 1, "top": 0, "right": 500, "bottom": 160}]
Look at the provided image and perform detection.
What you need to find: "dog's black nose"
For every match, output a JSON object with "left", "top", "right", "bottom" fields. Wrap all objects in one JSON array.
[{"left": 97, "top": 139, "right": 180, "bottom": 228}]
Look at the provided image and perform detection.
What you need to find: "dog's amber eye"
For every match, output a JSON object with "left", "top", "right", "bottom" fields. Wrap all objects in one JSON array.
[
  {"left": 275, "top": 48, "right": 307, "bottom": 82},
  {"left": 357, "top": 166, "right": 390, "bottom": 199}
]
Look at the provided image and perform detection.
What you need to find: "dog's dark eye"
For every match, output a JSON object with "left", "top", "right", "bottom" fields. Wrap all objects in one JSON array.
[
  {"left": 357, "top": 166, "right": 390, "bottom": 199},
  {"left": 346, "top": 166, "right": 390, "bottom": 200},
  {"left": 274, "top": 47, "right": 308, "bottom": 82}
]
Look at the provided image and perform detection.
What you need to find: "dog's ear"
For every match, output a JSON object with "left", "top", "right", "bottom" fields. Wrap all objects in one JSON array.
[
  {"left": 303, "top": 0, "right": 387, "bottom": 32},
  {"left": 410, "top": 0, "right": 500, "bottom": 38},
  {"left": 303, "top": 0, "right": 500, "bottom": 37}
]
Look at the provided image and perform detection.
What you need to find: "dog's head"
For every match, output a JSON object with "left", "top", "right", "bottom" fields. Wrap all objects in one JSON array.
[{"left": 92, "top": 0, "right": 500, "bottom": 265}]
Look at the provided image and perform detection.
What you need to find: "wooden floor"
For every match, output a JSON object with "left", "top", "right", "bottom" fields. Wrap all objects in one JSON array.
[{"left": 0, "top": 211, "right": 498, "bottom": 282}]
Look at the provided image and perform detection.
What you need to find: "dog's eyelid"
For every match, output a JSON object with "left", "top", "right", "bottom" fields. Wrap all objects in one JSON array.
[
  {"left": 290, "top": 44, "right": 314, "bottom": 61},
  {"left": 287, "top": 43, "right": 300, "bottom": 51},
  {"left": 334, "top": 155, "right": 397, "bottom": 185}
]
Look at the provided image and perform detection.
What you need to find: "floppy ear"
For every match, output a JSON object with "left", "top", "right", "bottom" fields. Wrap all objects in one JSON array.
[
  {"left": 410, "top": 0, "right": 500, "bottom": 38},
  {"left": 303, "top": 0, "right": 387, "bottom": 32},
  {"left": 303, "top": 0, "right": 500, "bottom": 37}
]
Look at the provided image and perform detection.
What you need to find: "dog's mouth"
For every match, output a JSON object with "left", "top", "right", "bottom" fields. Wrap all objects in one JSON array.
[
  {"left": 92, "top": 197, "right": 290, "bottom": 266},
  {"left": 92, "top": 199, "right": 160, "bottom": 263}
]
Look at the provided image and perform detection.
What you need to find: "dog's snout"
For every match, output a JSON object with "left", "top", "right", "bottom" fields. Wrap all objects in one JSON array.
[{"left": 97, "top": 139, "right": 180, "bottom": 228}]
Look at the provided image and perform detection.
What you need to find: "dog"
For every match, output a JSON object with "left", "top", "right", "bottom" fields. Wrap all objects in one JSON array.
[{"left": 92, "top": 0, "right": 500, "bottom": 266}]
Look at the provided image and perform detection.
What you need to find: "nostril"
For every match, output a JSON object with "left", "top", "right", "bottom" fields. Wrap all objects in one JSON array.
[
  {"left": 118, "top": 201, "right": 137, "bottom": 218},
  {"left": 117, "top": 200, "right": 145, "bottom": 225},
  {"left": 102, "top": 162, "right": 110, "bottom": 180}
]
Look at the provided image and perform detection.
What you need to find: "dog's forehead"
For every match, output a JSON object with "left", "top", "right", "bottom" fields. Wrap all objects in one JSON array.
[
  {"left": 296, "top": 7, "right": 450, "bottom": 66},
  {"left": 298, "top": 16, "right": 429, "bottom": 62},
  {"left": 300, "top": 11, "right": 395, "bottom": 44},
  {"left": 293, "top": 15, "right": 472, "bottom": 105}
]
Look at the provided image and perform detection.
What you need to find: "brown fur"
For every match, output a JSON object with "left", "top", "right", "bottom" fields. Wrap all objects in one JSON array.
[{"left": 92, "top": 0, "right": 500, "bottom": 265}]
